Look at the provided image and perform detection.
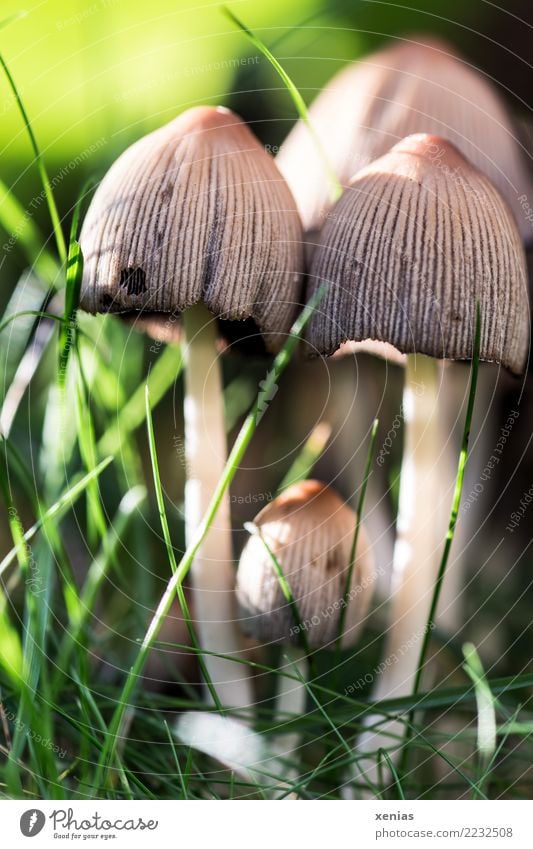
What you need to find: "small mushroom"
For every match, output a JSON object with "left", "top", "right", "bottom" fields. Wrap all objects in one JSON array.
[
  {"left": 306, "top": 134, "right": 529, "bottom": 772},
  {"left": 277, "top": 36, "right": 533, "bottom": 242},
  {"left": 236, "top": 479, "right": 374, "bottom": 649},
  {"left": 80, "top": 105, "right": 304, "bottom": 709},
  {"left": 237, "top": 479, "right": 374, "bottom": 770}
]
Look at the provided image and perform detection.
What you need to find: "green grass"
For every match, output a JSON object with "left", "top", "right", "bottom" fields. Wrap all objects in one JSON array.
[
  {"left": 224, "top": 6, "right": 342, "bottom": 202},
  {"left": 0, "top": 13, "right": 532, "bottom": 803}
]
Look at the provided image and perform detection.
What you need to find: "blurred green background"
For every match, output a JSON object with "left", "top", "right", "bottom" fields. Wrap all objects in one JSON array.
[
  {"left": 0, "top": 0, "right": 532, "bottom": 799},
  {"left": 1, "top": 0, "right": 532, "bottom": 299}
]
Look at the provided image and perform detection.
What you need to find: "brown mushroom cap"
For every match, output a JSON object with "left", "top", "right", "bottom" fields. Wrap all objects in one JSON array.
[
  {"left": 236, "top": 480, "right": 374, "bottom": 649},
  {"left": 307, "top": 134, "right": 530, "bottom": 375},
  {"left": 277, "top": 36, "right": 533, "bottom": 242},
  {"left": 80, "top": 106, "right": 304, "bottom": 352}
]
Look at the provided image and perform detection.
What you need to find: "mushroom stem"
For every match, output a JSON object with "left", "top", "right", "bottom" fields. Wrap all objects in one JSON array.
[
  {"left": 275, "top": 646, "right": 307, "bottom": 756},
  {"left": 272, "top": 646, "right": 307, "bottom": 795},
  {"left": 357, "top": 353, "right": 442, "bottom": 779},
  {"left": 182, "top": 303, "right": 252, "bottom": 710}
]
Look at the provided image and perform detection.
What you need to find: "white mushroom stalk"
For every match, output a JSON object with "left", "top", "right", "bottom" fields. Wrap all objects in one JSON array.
[
  {"left": 305, "top": 133, "right": 529, "bottom": 791},
  {"left": 357, "top": 353, "right": 443, "bottom": 776},
  {"left": 183, "top": 303, "right": 251, "bottom": 708},
  {"left": 236, "top": 480, "right": 375, "bottom": 770},
  {"left": 78, "top": 105, "right": 305, "bottom": 711}
]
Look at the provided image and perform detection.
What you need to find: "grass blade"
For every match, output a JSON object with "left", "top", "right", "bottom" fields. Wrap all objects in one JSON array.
[
  {"left": 413, "top": 303, "right": 481, "bottom": 692},
  {"left": 277, "top": 421, "right": 331, "bottom": 491},
  {"left": 0, "top": 459, "right": 62, "bottom": 796},
  {"left": 145, "top": 385, "right": 222, "bottom": 710},
  {"left": 377, "top": 748, "right": 405, "bottom": 800},
  {"left": 0, "top": 53, "right": 66, "bottom": 262},
  {"left": 58, "top": 187, "right": 88, "bottom": 386},
  {"left": 398, "top": 303, "right": 481, "bottom": 780},
  {"left": 51, "top": 486, "right": 147, "bottom": 692},
  {"left": 0, "top": 456, "right": 114, "bottom": 579},
  {"left": 223, "top": 7, "right": 341, "bottom": 202},
  {"left": 463, "top": 642, "right": 497, "bottom": 795},
  {"left": 0, "top": 273, "right": 55, "bottom": 410},
  {"left": 90, "top": 288, "right": 325, "bottom": 790},
  {"left": 0, "top": 180, "right": 58, "bottom": 283},
  {"left": 164, "top": 720, "right": 188, "bottom": 799},
  {"left": 97, "top": 343, "right": 184, "bottom": 457},
  {"left": 335, "top": 417, "right": 379, "bottom": 654},
  {"left": 0, "top": 11, "right": 27, "bottom": 31}
]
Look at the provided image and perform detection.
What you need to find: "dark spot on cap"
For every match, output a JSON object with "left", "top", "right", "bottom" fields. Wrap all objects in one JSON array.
[
  {"left": 101, "top": 293, "right": 114, "bottom": 310},
  {"left": 120, "top": 267, "right": 147, "bottom": 296}
]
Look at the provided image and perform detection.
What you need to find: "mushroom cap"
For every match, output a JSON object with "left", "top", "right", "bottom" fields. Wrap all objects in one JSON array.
[
  {"left": 277, "top": 36, "right": 533, "bottom": 242},
  {"left": 236, "top": 480, "right": 374, "bottom": 649},
  {"left": 307, "top": 134, "right": 530, "bottom": 374},
  {"left": 80, "top": 106, "right": 304, "bottom": 352}
]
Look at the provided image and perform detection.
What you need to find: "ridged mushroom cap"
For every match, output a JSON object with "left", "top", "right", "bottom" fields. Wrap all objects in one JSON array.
[
  {"left": 236, "top": 480, "right": 374, "bottom": 649},
  {"left": 80, "top": 106, "right": 304, "bottom": 352},
  {"left": 277, "top": 36, "right": 533, "bottom": 242},
  {"left": 307, "top": 134, "right": 530, "bottom": 374}
]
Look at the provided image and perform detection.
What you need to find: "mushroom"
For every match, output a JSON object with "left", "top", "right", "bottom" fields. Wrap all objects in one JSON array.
[
  {"left": 306, "top": 134, "right": 529, "bottom": 773},
  {"left": 237, "top": 479, "right": 374, "bottom": 761},
  {"left": 277, "top": 36, "right": 533, "bottom": 243},
  {"left": 80, "top": 105, "right": 304, "bottom": 709}
]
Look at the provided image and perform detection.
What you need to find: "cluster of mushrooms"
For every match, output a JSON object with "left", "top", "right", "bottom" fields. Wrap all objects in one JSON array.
[{"left": 79, "top": 36, "right": 531, "bottom": 778}]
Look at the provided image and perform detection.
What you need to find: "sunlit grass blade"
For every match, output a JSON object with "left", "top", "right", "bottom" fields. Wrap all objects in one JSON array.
[
  {"left": 175, "top": 711, "right": 277, "bottom": 793},
  {"left": 0, "top": 317, "right": 56, "bottom": 437},
  {"left": 0, "top": 273, "right": 54, "bottom": 411},
  {"left": 0, "top": 11, "right": 27, "bottom": 31},
  {"left": 223, "top": 7, "right": 341, "bottom": 202},
  {"left": 58, "top": 186, "right": 89, "bottom": 386},
  {"left": 0, "top": 309, "right": 64, "bottom": 336},
  {"left": 0, "top": 456, "right": 113, "bottom": 579},
  {"left": 0, "top": 53, "right": 66, "bottom": 262},
  {"left": 90, "top": 288, "right": 325, "bottom": 791},
  {"left": 74, "top": 364, "right": 110, "bottom": 548},
  {"left": 1, "top": 435, "right": 88, "bottom": 654},
  {"left": 145, "top": 386, "right": 222, "bottom": 710},
  {"left": 278, "top": 421, "right": 331, "bottom": 491},
  {"left": 51, "top": 486, "right": 147, "bottom": 693},
  {"left": 0, "top": 595, "right": 23, "bottom": 688},
  {"left": 398, "top": 716, "right": 489, "bottom": 800},
  {"left": 0, "top": 433, "right": 36, "bottom": 506},
  {"left": 294, "top": 661, "right": 353, "bottom": 759},
  {"left": 0, "top": 180, "right": 58, "bottom": 283},
  {"left": 245, "top": 521, "right": 315, "bottom": 676},
  {"left": 0, "top": 460, "right": 62, "bottom": 797}
]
